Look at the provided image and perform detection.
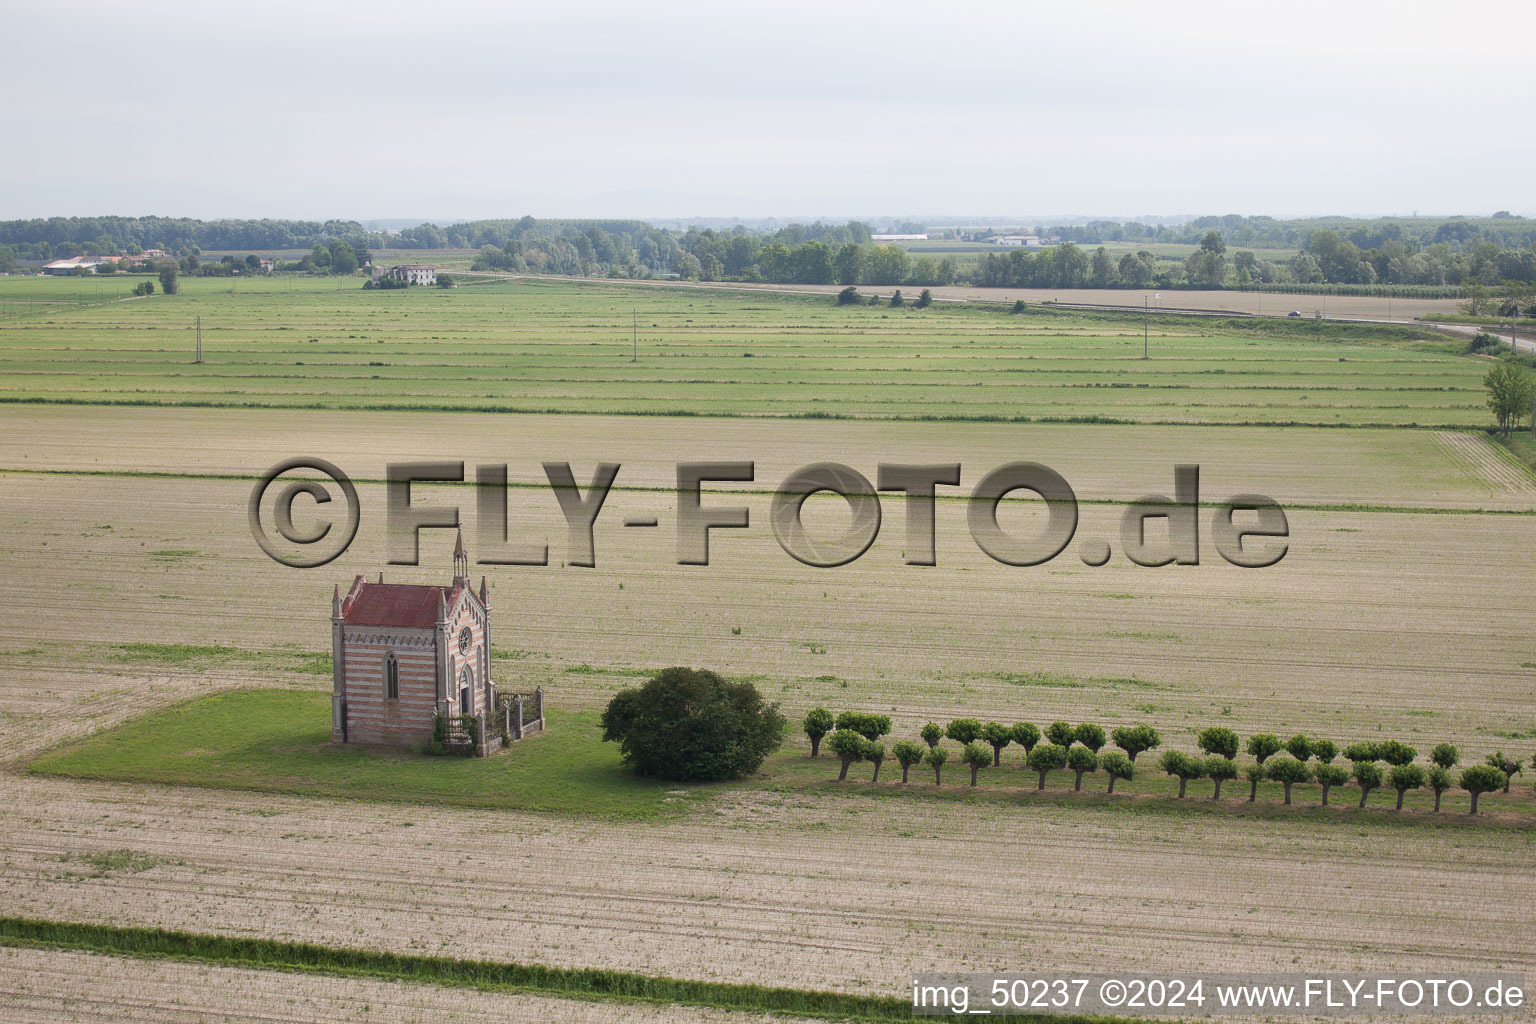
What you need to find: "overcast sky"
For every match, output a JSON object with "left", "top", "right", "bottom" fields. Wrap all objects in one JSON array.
[{"left": 6, "top": 0, "right": 1531, "bottom": 223}]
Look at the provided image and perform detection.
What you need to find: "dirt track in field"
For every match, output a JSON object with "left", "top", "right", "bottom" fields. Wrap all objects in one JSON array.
[
  {"left": 1, "top": 775, "right": 1531, "bottom": 997},
  {"left": 479, "top": 273, "right": 1466, "bottom": 323},
  {"left": 0, "top": 945, "right": 814, "bottom": 1024}
]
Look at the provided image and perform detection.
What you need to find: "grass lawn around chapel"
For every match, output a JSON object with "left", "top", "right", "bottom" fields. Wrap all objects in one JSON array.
[{"left": 28, "top": 689, "right": 699, "bottom": 822}]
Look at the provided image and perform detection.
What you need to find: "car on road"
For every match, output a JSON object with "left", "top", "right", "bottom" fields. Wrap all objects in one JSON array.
[{"left": 1287, "top": 311, "right": 1303, "bottom": 318}]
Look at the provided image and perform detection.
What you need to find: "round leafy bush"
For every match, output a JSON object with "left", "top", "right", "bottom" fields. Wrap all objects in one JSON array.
[{"left": 600, "top": 667, "right": 785, "bottom": 781}]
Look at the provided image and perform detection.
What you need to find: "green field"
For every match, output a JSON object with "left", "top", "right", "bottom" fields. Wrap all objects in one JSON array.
[{"left": 0, "top": 274, "right": 1496, "bottom": 426}]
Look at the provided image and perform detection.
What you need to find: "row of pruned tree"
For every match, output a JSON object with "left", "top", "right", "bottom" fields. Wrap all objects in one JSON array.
[{"left": 801, "top": 709, "right": 1526, "bottom": 814}]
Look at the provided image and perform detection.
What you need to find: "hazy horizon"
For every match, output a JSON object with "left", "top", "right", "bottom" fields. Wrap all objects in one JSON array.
[{"left": 6, "top": 0, "right": 1533, "bottom": 221}]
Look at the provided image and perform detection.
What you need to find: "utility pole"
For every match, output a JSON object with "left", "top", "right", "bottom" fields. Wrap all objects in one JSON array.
[
  {"left": 195, "top": 315, "right": 202, "bottom": 364},
  {"left": 632, "top": 309, "right": 637, "bottom": 362}
]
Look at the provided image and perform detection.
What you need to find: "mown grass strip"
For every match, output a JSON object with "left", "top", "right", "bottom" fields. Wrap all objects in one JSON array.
[
  {"left": 0, "top": 394, "right": 1498, "bottom": 431},
  {"left": 2, "top": 464, "right": 1531, "bottom": 516},
  {"left": 0, "top": 916, "right": 1149, "bottom": 1023}
]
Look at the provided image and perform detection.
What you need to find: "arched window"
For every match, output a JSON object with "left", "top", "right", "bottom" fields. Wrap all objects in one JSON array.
[{"left": 383, "top": 652, "right": 399, "bottom": 700}]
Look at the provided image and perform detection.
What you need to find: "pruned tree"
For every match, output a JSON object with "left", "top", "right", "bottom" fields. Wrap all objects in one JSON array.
[
  {"left": 1284, "top": 733, "right": 1313, "bottom": 761},
  {"left": 891, "top": 739, "right": 925, "bottom": 783},
  {"left": 802, "top": 707, "right": 834, "bottom": 757},
  {"left": 920, "top": 722, "right": 944, "bottom": 749},
  {"left": 1111, "top": 723, "right": 1160, "bottom": 762},
  {"left": 1388, "top": 763, "right": 1426, "bottom": 811},
  {"left": 1460, "top": 764, "right": 1504, "bottom": 814},
  {"left": 1073, "top": 723, "right": 1107, "bottom": 755},
  {"left": 1486, "top": 751, "right": 1524, "bottom": 793},
  {"left": 828, "top": 728, "right": 865, "bottom": 782},
  {"left": 980, "top": 722, "right": 1012, "bottom": 767},
  {"left": 1429, "top": 742, "right": 1459, "bottom": 770},
  {"left": 1375, "top": 740, "right": 1417, "bottom": 767},
  {"left": 1099, "top": 750, "right": 1133, "bottom": 794},
  {"left": 1009, "top": 722, "right": 1041, "bottom": 756},
  {"left": 864, "top": 739, "right": 886, "bottom": 783},
  {"left": 1246, "top": 733, "right": 1282, "bottom": 764},
  {"left": 925, "top": 744, "right": 948, "bottom": 785},
  {"left": 1426, "top": 766, "right": 1453, "bottom": 812},
  {"left": 1067, "top": 746, "right": 1099, "bottom": 791},
  {"left": 1313, "top": 763, "right": 1349, "bottom": 806},
  {"left": 1244, "top": 762, "right": 1266, "bottom": 802},
  {"left": 1204, "top": 754, "right": 1238, "bottom": 799},
  {"left": 1265, "top": 756, "right": 1310, "bottom": 805},
  {"left": 1045, "top": 721, "right": 1076, "bottom": 751},
  {"left": 1353, "top": 760, "right": 1384, "bottom": 808},
  {"left": 1027, "top": 743, "right": 1068, "bottom": 790},
  {"left": 961, "top": 742, "right": 991, "bottom": 786},
  {"left": 1343, "top": 741, "right": 1379, "bottom": 764},
  {"left": 1196, "top": 727, "right": 1238, "bottom": 760},
  {"left": 1159, "top": 751, "right": 1204, "bottom": 799},
  {"left": 945, "top": 718, "right": 983, "bottom": 746},
  {"left": 1311, "top": 739, "right": 1339, "bottom": 764},
  {"left": 837, "top": 711, "right": 892, "bottom": 741}
]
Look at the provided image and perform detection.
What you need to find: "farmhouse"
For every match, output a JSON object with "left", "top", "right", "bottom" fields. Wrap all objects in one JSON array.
[
  {"left": 373, "top": 263, "right": 437, "bottom": 286},
  {"left": 41, "top": 257, "right": 105, "bottom": 275},
  {"left": 991, "top": 235, "right": 1042, "bottom": 248},
  {"left": 330, "top": 532, "right": 541, "bottom": 754}
]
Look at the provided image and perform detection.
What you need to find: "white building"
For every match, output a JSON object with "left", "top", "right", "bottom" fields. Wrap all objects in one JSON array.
[
  {"left": 871, "top": 233, "right": 928, "bottom": 241},
  {"left": 375, "top": 264, "right": 437, "bottom": 286},
  {"left": 41, "top": 257, "right": 105, "bottom": 275},
  {"left": 991, "top": 235, "right": 1042, "bottom": 248}
]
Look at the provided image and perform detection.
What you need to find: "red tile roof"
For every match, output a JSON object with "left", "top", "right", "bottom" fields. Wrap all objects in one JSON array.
[{"left": 342, "top": 580, "right": 464, "bottom": 629}]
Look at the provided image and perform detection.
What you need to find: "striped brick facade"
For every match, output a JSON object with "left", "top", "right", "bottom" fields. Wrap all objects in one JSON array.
[{"left": 330, "top": 560, "right": 492, "bottom": 749}]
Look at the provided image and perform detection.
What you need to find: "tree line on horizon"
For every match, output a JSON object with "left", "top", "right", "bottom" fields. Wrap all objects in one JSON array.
[{"left": 3, "top": 214, "right": 1534, "bottom": 297}]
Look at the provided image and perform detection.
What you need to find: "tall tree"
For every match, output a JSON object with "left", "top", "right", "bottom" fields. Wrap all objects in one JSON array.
[{"left": 1484, "top": 362, "right": 1535, "bottom": 436}]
